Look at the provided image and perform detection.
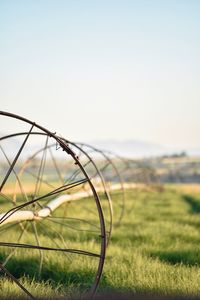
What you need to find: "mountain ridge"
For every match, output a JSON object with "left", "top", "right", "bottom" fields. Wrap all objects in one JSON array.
[{"left": 88, "top": 139, "right": 200, "bottom": 158}]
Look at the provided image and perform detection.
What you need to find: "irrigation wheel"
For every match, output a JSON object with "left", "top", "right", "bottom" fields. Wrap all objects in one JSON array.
[
  {"left": 0, "top": 111, "right": 106, "bottom": 299},
  {"left": 62, "top": 139, "right": 113, "bottom": 246},
  {"left": 75, "top": 143, "right": 126, "bottom": 227}
]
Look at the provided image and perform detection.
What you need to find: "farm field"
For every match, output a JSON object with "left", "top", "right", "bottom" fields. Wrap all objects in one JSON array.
[{"left": 0, "top": 184, "right": 200, "bottom": 299}]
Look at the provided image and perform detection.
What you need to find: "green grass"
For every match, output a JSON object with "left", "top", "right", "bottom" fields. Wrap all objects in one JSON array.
[
  {"left": 99, "top": 186, "right": 200, "bottom": 297},
  {"left": 0, "top": 185, "right": 200, "bottom": 298}
]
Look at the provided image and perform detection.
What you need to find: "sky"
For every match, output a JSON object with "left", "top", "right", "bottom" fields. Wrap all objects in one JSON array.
[{"left": 0, "top": 0, "right": 200, "bottom": 148}]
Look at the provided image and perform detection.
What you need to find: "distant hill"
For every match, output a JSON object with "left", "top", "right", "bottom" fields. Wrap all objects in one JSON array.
[
  {"left": 1, "top": 132, "right": 199, "bottom": 159},
  {"left": 88, "top": 139, "right": 200, "bottom": 158}
]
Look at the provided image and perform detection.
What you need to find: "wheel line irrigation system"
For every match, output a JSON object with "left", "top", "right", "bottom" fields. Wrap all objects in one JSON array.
[{"left": 0, "top": 111, "right": 154, "bottom": 299}]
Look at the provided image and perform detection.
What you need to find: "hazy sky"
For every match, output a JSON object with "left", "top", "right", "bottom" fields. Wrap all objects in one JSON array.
[{"left": 0, "top": 0, "right": 200, "bottom": 148}]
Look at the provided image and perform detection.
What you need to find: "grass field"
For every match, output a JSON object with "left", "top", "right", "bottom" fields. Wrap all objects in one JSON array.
[
  {"left": 0, "top": 184, "right": 200, "bottom": 298},
  {"left": 100, "top": 185, "right": 200, "bottom": 297}
]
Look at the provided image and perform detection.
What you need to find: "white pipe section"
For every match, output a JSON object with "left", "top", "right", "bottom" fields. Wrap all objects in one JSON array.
[
  {"left": 0, "top": 190, "right": 93, "bottom": 226},
  {"left": 0, "top": 183, "right": 135, "bottom": 227},
  {"left": 0, "top": 210, "right": 35, "bottom": 225}
]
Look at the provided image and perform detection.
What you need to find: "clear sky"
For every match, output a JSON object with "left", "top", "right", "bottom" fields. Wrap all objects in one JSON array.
[{"left": 0, "top": 0, "right": 200, "bottom": 148}]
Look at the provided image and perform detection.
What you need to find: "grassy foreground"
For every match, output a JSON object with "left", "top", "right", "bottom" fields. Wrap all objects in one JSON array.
[
  {"left": 0, "top": 184, "right": 200, "bottom": 298},
  {"left": 100, "top": 185, "right": 200, "bottom": 297}
]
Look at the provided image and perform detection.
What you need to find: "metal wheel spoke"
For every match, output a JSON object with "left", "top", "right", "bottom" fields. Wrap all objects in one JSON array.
[
  {"left": 64, "top": 160, "right": 91, "bottom": 185},
  {"left": 45, "top": 217, "right": 101, "bottom": 233},
  {"left": 38, "top": 221, "right": 73, "bottom": 263},
  {"left": 0, "top": 242, "right": 101, "bottom": 258},
  {"left": 0, "top": 146, "right": 28, "bottom": 204},
  {"left": 91, "top": 162, "right": 110, "bottom": 179},
  {"left": 47, "top": 216, "right": 101, "bottom": 230},
  {"left": 0, "top": 263, "right": 35, "bottom": 299},
  {"left": 2, "top": 222, "right": 29, "bottom": 267},
  {"left": 0, "top": 192, "right": 15, "bottom": 205},
  {"left": 0, "top": 124, "right": 34, "bottom": 193},
  {"left": 31, "top": 222, "right": 43, "bottom": 277},
  {"left": 33, "top": 135, "right": 49, "bottom": 200},
  {"left": 0, "top": 221, "right": 25, "bottom": 235},
  {"left": 81, "top": 206, "right": 98, "bottom": 216},
  {"left": 48, "top": 147, "right": 64, "bottom": 184},
  {"left": 22, "top": 169, "right": 56, "bottom": 191}
]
